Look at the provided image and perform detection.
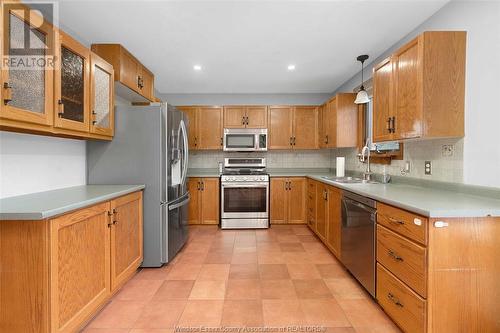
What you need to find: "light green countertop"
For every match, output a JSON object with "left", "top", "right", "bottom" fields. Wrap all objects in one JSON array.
[
  {"left": 0, "top": 185, "right": 145, "bottom": 221},
  {"left": 187, "top": 168, "right": 500, "bottom": 218}
]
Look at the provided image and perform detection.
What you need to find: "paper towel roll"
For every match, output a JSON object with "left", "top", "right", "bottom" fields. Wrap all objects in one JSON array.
[{"left": 336, "top": 157, "right": 345, "bottom": 177}]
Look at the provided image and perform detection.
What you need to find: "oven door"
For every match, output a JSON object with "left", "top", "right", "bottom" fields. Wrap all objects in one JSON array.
[{"left": 221, "top": 182, "right": 269, "bottom": 219}]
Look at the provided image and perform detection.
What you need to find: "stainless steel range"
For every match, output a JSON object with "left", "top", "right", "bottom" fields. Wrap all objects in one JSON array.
[{"left": 220, "top": 157, "right": 269, "bottom": 229}]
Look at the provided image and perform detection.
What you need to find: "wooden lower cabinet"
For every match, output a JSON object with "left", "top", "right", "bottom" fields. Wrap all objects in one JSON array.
[
  {"left": 306, "top": 179, "right": 342, "bottom": 259},
  {"left": 326, "top": 187, "right": 342, "bottom": 257},
  {"left": 187, "top": 177, "right": 220, "bottom": 225},
  {"left": 110, "top": 191, "right": 143, "bottom": 291},
  {"left": 376, "top": 203, "right": 500, "bottom": 333},
  {"left": 270, "top": 177, "right": 306, "bottom": 224},
  {"left": 0, "top": 191, "right": 143, "bottom": 333}
]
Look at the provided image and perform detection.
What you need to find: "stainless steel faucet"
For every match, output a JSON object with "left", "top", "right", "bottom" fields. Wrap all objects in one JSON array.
[{"left": 358, "top": 139, "right": 373, "bottom": 181}]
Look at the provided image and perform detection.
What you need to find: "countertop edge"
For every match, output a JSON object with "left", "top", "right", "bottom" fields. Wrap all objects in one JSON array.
[
  {"left": 307, "top": 175, "right": 500, "bottom": 218},
  {"left": 0, "top": 185, "right": 145, "bottom": 221}
]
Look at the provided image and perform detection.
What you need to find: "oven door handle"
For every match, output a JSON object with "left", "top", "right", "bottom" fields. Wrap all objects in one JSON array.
[{"left": 222, "top": 183, "right": 269, "bottom": 188}]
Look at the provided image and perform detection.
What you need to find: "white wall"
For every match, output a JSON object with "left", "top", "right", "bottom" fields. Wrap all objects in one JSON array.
[
  {"left": 160, "top": 93, "right": 331, "bottom": 106},
  {"left": 0, "top": 132, "right": 86, "bottom": 198},
  {"left": 332, "top": 1, "right": 500, "bottom": 188}
]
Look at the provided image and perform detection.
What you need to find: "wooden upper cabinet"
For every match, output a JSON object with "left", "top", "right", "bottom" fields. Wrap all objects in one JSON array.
[
  {"left": 224, "top": 106, "right": 247, "bottom": 128},
  {"left": 373, "top": 31, "right": 466, "bottom": 142},
  {"left": 268, "top": 106, "right": 294, "bottom": 149},
  {"left": 223, "top": 106, "right": 267, "bottom": 128},
  {"left": 110, "top": 192, "right": 143, "bottom": 291},
  {"left": 198, "top": 106, "right": 223, "bottom": 150},
  {"left": 90, "top": 52, "right": 114, "bottom": 138},
  {"left": 91, "top": 44, "right": 155, "bottom": 102},
  {"left": 246, "top": 106, "right": 267, "bottom": 128},
  {"left": 373, "top": 57, "right": 394, "bottom": 142},
  {"left": 54, "top": 30, "right": 91, "bottom": 133},
  {"left": 138, "top": 65, "right": 154, "bottom": 101},
  {"left": 177, "top": 106, "right": 198, "bottom": 149},
  {"left": 269, "top": 106, "right": 318, "bottom": 150},
  {"left": 293, "top": 106, "right": 318, "bottom": 149},
  {"left": 322, "top": 94, "right": 358, "bottom": 148},
  {"left": 0, "top": 6, "right": 55, "bottom": 128}
]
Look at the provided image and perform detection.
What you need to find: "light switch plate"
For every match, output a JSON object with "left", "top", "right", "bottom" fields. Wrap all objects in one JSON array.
[{"left": 425, "top": 161, "right": 432, "bottom": 175}]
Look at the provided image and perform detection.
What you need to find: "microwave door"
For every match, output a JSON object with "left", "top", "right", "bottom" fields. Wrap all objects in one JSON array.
[{"left": 224, "top": 134, "right": 256, "bottom": 151}]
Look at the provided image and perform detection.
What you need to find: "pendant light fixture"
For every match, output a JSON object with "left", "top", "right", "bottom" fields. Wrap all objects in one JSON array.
[{"left": 354, "top": 54, "right": 370, "bottom": 104}]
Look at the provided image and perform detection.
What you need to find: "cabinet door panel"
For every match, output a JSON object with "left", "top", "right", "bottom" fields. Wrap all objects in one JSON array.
[
  {"left": 54, "top": 31, "right": 90, "bottom": 133},
  {"left": 315, "top": 184, "right": 327, "bottom": 239},
  {"left": 288, "top": 178, "right": 306, "bottom": 224},
  {"left": 393, "top": 40, "right": 422, "bottom": 140},
  {"left": 201, "top": 178, "right": 220, "bottom": 224},
  {"left": 1, "top": 8, "right": 54, "bottom": 126},
  {"left": 326, "top": 187, "right": 341, "bottom": 257},
  {"left": 224, "top": 106, "right": 246, "bottom": 128},
  {"left": 326, "top": 99, "right": 337, "bottom": 148},
  {"left": 293, "top": 107, "right": 318, "bottom": 149},
  {"left": 120, "top": 48, "right": 140, "bottom": 93},
  {"left": 188, "top": 178, "right": 201, "bottom": 224},
  {"left": 270, "top": 178, "right": 288, "bottom": 224},
  {"left": 177, "top": 106, "right": 198, "bottom": 150},
  {"left": 268, "top": 106, "right": 293, "bottom": 149},
  {"left": 373, "top": 57, "right": 394, "bottom": 142},
  {"left": 90, "top": 53, "right": 114, "bottom": 137},
  {"left": 246, "top": 106, "right": 267, "bottom": 128},
  {"left": 139, "top": 66, "right": 154, "bottom": 101},
  {"left": 335, "top": 94, "right": 358, "bottom": 148},
  {"left": 110, "top": 192, "right": 143, "bottom": 291},
  {"left": 198, "top": 107, "right": 223, "bottom": 150},
  {"left": 50, "top": 202, "right": 110, "bottom": 333}
]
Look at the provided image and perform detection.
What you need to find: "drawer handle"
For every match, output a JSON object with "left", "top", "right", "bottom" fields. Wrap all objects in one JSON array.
[
  {"left": 388, "top": 217, "right": 405, "bottom": 225},
  {"left": 388, "top": 250, "right": 404, "bottom": 262},
  {"left": 387, "top": 293, "right": 404, "bottom": 307}
]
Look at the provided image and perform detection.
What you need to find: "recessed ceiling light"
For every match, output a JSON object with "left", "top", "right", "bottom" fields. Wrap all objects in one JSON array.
[
  {"left": 193, "top": 65, "right": 202, "bottom": 71},
  {"left": 287, "top": 64, "right": 296, "bottom": 71}
]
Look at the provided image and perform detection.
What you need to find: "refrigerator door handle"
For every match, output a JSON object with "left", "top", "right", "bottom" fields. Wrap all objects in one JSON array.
[
  {"left": 179, "top": 119, "right": 189, "bottom": 186},
  {"left": 168, "top": 195, "right": 190, "bottom": 211}
]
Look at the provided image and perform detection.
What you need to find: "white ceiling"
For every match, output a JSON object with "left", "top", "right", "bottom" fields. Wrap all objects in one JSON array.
[{"left": 57, "top": 0, "right": 449, "bottom": 94}]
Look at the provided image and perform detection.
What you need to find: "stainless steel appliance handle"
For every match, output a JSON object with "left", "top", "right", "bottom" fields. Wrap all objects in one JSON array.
[
  {"left": 342, "top": 197, "right": 377, "bottom": 214},
  {"left": 221, "top": 183, "right": 269, "bottom": 188},
  {"left": 179, "top": 119, "right": 189, "bottom": 186},
  {"left": 168, "top": 195, "right": 190, "bottom": 211}
]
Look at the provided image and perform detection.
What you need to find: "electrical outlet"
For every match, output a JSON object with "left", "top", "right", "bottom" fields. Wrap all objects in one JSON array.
[
  {"left": 425, "top": 161, "right": 432, "bottom": 175},
  {"left": 442, "top": 145, "right": 454, "bottom": 157}
]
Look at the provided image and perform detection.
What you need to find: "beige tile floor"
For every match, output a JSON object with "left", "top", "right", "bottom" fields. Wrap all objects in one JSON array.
[{"left": 83, "top": 225, "right": 401, "bottom": 333}]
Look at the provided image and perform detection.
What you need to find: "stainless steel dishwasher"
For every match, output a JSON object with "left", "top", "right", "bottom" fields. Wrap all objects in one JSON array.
[{"left": 341, "top": 191, "right": 377, "bottom": 297}]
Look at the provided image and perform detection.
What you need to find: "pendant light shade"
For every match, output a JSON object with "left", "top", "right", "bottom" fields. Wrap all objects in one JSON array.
[
  {"left": 354, "top": 54, "right": 370, "bottom": 105},
  {"left": 355, "top": 89, "right": 370, "bottom": 104}
]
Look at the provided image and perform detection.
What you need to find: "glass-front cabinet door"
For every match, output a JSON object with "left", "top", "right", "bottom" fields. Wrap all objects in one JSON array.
[
  {"left": 90, "top": 53, "right": 114, "bottom": 137},
  {"left": 53, "top": 30, "right": 90, "bottom": 132},
  {"left": 1, "top": 5, "right": 55, "bottom": 127}
]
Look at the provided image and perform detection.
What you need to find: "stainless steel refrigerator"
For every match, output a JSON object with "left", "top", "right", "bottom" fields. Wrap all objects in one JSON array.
[{"left": 87, "top": 103, "right": 189, "bottom": 267}]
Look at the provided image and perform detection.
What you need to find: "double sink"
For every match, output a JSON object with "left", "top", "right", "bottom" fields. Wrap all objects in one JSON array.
[{"left": 321, "top": 176, "right": 380, "bottom": 184}]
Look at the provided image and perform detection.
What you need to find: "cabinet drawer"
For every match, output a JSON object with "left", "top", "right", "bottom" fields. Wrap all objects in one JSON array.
[
  {"left": 377, "top": 225, "right": 427, "bottom": 297},
  {"left": 377, "top": 264, "right": 426, "bottom": 333},
  {"left": 378, "top": 203, "right": 428, "bottom": 245}
]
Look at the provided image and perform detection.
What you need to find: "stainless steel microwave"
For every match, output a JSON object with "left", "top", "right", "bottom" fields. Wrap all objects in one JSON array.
[{"left": 223, "top": 128, "right": 268, "bottom": 152}]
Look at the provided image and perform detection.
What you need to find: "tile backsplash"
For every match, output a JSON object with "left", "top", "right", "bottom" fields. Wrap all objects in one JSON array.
[
  {"left": 189, "top": 150, "right": 332, "bottom": 169},
  {"left": 189, "top": 138, "right": 464, "bottom": 183},
  {"left": 331, "top": 138, "right": 464, "bottom": 183}
]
